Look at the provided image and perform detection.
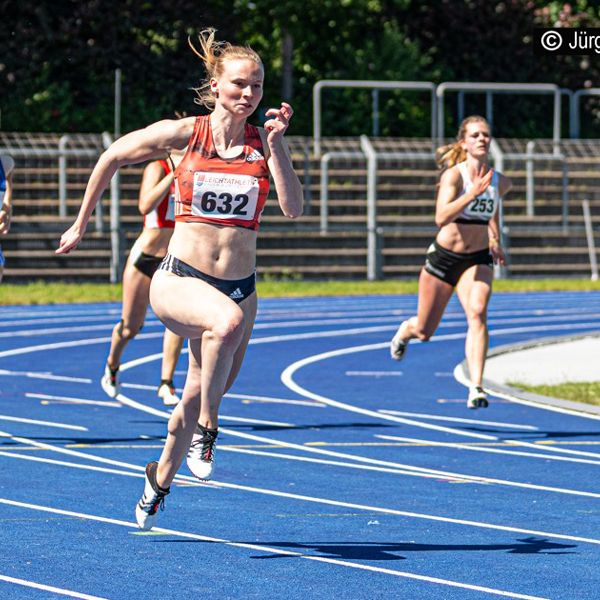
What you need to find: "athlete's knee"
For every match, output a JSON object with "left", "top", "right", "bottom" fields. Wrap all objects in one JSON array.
[
  {"left": 116, "top": 319, "right": 143, "bottom": 340},
  {"left": 466, "top": 303, "right": 487, "bottom": 326},
  {"left": 209, "top": 309, "right": 245, "bottom": 346}
]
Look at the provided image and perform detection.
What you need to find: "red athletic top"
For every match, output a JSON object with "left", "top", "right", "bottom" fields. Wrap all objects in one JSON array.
[
  {"left": 174, "top": 115, "right": 270, "bottom": 231},
  {"left": 143, "top": 159, "right": 175, "bottom": 229}
]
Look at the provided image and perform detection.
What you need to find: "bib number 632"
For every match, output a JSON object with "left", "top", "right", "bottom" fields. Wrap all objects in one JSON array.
[
  {"left": 200, "top": 191, "right": 249, "bottom": 215},
  {"left": 192, "top": 172, "right": 259, "bottom": 221}
]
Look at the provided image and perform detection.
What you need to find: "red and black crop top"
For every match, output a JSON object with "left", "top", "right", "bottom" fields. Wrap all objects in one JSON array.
[
  {"left": 143, "top": 159, "right": 175, "bottom": 229},
  {"left": 173, "top": 115, "right": 270, "bottom": 231}
]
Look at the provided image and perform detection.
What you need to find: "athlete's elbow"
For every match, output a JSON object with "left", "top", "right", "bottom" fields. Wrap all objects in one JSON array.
[
  {"left": 435, "top": 215, "right": 450, "bottom": 228},
  {"left": 282, "top": 199, "right": 303, "bottom": 219}
]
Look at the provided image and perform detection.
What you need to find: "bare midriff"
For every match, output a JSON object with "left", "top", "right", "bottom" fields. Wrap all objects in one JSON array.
[
  {"left": 436, "top": 222, "right": 489, "bottom": 254},
  {"left": 167, "top": 220, "right": 257, "bottom": 279}
]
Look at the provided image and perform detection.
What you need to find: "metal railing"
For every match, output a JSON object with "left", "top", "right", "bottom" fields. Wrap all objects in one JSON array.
[
  {"left": 313, "top": 80, "right": 437, "bottom": 156},
  {"left": 570, "top": 88, "right": 600, "bottom": 139},
  {"left": 1, "top": 134, "right": 104, "bottom": 231},
  {"left": 437, "top": 82, "right": 562, "bottom": 152},
  {"left": 582, "top": 200, "right": 598, "bottom": 281},
  {"left": 319, "top": 150, "right": 365, "bottom": 234}
]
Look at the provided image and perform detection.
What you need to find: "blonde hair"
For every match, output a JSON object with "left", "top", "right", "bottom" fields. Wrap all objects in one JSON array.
[
  {"left": 435, "top": 115, "right": 490, "bottom": 171},
  {"left": 189, "top": 28, "right": 263, "bottom": 110}
]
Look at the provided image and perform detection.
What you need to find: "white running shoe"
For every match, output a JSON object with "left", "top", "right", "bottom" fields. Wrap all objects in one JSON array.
[
  {"left": 157, "top": 381, "right": 180, "bottom": 406},
  {"left": 186, "top": 426, "right": 218, "bottom": 481},
  {"left": 467, "top": 386, "right": 489, "bottom": 409},
  {"left": 101, "top": 363, "right": 120, "bottom": 398},
  {"left": 390, "top": 321, "right": 409, "bottom": 361},
  {"left": 135, "top": 461, "right": 169, "bottom": 531}
]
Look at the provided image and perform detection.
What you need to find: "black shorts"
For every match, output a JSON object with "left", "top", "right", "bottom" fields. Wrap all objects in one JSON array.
[
  {"left": 157, "top": 254, "right": 256, "bottom": 304},
  {"left": 133, "top": 252, "right": 164, "bottom": 278},
  {"left": 424, "top": 241, "right": 493, "bottom": 287}
]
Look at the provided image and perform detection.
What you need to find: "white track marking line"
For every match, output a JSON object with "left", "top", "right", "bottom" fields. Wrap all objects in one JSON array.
[
  {"left": 3, "top": 430, "right": 600, "bottom": 545},
  {"left": 122, "top": 381, "right": 324, "bottom": 408},
  {"left": 225, "top": 392, "right": 325, "bottom": 407},
  {"left": 0, "top": 323, "right": 158, "bottom": 338},
  {"left": 376, "top": 435, "right": 600, "bottom": 466},
  {"left": 453, "top": 365, "right": 600, "bottom": 421},
  {"left": 106, "top": 393, "right": 600, "bottom": 499},
  {"left": 218, "top": 415, "right": 295, "bottom": 427},
  {"left": 281, "top": 342, "right": 499, "bottom": 441},
  {"left": 378, "top": 410, "right": 538, "bottom": 431},
  {"left": 0, "top": 451, "right": 146, "bottom": 477},
  {"left": 0, "top": 574, "right": 107, "bottom": 600},
  {"left": 506, "top": 440, "right": 600, "bottom": 460},
  {"left": 0, "top": 446, "right": 458, "bottom": 482},
  {"left": 0, "top": 332, "right": 163, "bottom": 360},
  {"left": 0, "top": 499, "right": 549, "bottom": 600},
  {"left": 0, "top": 369, "right": 92, "bottom": 383},
  {"left": 0, "top": 415, "right": 87, "bottom": 431},
  {"left": 0, "top": 313, "right": 127, "bottom": 329},
  {"left": 345, "top": 371, "right": 403, "bottom": 376},
  {"left": 25, "top": 393, "right": 121, "bottom": 408},
  {"left": 279, "top": 322, "right": 600, "bottom": 435},
  {"left": 222, "top": 428, "right": 600, "bottom": 498},
  {"left": 221, "top": 447, "right": 465, "bottom": 479}
]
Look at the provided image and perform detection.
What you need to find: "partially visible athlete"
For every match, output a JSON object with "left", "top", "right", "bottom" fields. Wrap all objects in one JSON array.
[
  {"left": 101, "top": 151, "right": 186, "bottom": 406},
  {"left": 0, "top": 154, "right": 15, "bottom": 282}
]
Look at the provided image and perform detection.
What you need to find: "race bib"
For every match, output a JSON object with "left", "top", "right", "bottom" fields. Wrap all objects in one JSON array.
[
  {"left": 463, "top": 193, "right": 496, "bottom": 220},
  {"left": 191, "top": 172, "right": 259, "bottom": 221}
]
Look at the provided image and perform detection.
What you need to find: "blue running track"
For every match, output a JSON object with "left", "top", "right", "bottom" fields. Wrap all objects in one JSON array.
[{"left": 0, "top": 291, "right": 599, "bottom": 599}]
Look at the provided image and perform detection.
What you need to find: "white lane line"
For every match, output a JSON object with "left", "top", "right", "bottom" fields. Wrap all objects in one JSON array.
[
  {"left": 2, "top": 431, "right": 600, "bottom": 547},
  {"left": 376, "top": 435, "right": 600, "bottom": 467},
  {"left": 0, "top": 323, "right": 144, "bottom": 338},
  {"left": 26, "top": 393, "right": 121, "bottom": 408},
  {"left": 219, "top": 415, "right": 294, "bottom": 427},
  {"left": 112, "top": 389, "right": 600, "bottom": 499},
  {"left": 0, "top": 498, "right": 549, "bottom": 600},
  {"left": 122, "top": 381, "right": 324, "bottom": 408},
  {"left": 0, "top": 446, "right": 460, "bottom": 483},
  {"left": 221, "top": 447, "right": 467, "bottom": 480},
  {"left": 0, "top": 575, "right": 107, "bottom": 600},
  {"left": 0, "top": 369, "right": 92, "bottom": 383},
  {"left": 281, "top": 342, "right": 499, "bottom": 441},
  {"left": 0, "top": 415, "right": 87, "bottom": 431},
  {"left": 453, "top": 365, "right": 600, "bottom": 422},
  {"left": 0, "top": 313, "right": 126, "bottom": 329},
  {"left": 345, "top": 371, "right": 403, "bottom": 376},
  {"left": 378, "top": 410, "right": 538, "bottom": 431},
  {"left": 223, "top": 429, "right": 600, "bottom": 498},
  {"left": 506, "top": 440, "right": 600, "bottom": 460},
  {"left": 0, "top": 332, "right": 163, "bottom": 359},
  {"left": 0, "top": 451, "right": 145, "bottom": 478},
  {"left": 225, "top": 393, "right": 325, "bottom": 408},
  {"left": 280, "top": 321, "right": 600, "bottom": 435}
]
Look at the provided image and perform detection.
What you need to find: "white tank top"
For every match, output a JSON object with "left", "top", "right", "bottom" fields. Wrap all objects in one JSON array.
[{"left": 454, "top": 161, "right": 500, "bottom": 225}]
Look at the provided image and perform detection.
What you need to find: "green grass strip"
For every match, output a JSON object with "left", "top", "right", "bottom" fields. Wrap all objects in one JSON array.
[
  {"left": 0, "top": 278, "right": 599, "bottom": 305},
  {"left": 508, "top": 381, "right": 600, "bottom": 407}
]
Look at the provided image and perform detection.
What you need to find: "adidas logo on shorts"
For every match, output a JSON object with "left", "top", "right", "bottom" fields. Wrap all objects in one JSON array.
[{"left": 229, "top": 287, "right": 244, "bottom": 300}]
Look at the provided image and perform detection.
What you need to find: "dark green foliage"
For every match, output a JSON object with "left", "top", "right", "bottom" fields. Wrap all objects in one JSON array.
[{"left": 1, "top": 1, "right": 600, "bottom": 136}]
